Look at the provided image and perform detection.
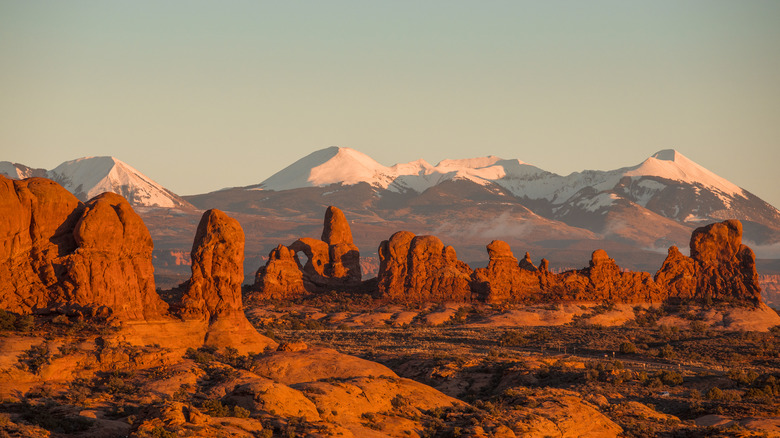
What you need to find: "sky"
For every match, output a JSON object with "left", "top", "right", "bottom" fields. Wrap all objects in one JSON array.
[{"left": 1, "top": 1, "right": 779, "bottom": 206}]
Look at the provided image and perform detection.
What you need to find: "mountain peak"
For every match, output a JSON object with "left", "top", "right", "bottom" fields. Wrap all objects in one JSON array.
[
  {"left": 651, "top": 149, "right": 682, "bottom": 162},
  {"left": 49, "top": 156, "right": 192, "bottom": 208},
  {"left": 628, "top": 149, "right": 743, "bottom": 197}
]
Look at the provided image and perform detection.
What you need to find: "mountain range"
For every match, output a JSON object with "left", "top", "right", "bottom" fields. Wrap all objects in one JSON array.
[
  {"left": 0, "top": 156, "right": 192, "bottom": 209},
  {"left": 3, "top": 147, "right": 780, "bottom": 286}
]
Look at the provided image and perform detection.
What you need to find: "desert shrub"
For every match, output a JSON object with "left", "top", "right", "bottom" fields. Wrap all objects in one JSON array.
[
  {"left": 233, "top": 405, "right": 251, "bottom": 418},
  {"left": 658, "top": 344, "right": 676, "bottom": 359},
  {"left": 727, "top": 368, "right": 759, "bottom": 386},
  {"left": 646, "top": 378, "right": 663, "bottom": 388},
  {"left": 185, "top": 346, "right": 218, "bottom": 363},
  {"left": 202, "top": 399, "right": 231, "bottom": 417},
  {"left": 706, "top": 387, "right": 724, "bottom": 400},
  {"left": 657, "top": 370, "right": 683, "bottom": 386},
  {"left": 689, "top": 320, "right": 707, "bottom": 333},
  {"left": 498, "top": 330, "right": 525, "bottom": 347},
  {"left": 14, "top": 314, "right": 35, "bottom": 332},
  {"left": 20, "top": 402, "right": 94, "bottom": 433},
  {"left": 619, "top": 341, "right": 637, "bottom": 354},
  {"left": 0, "top": 309, "right": 17, "bottom": 330},
  {"left": 148, "top": 427, "right": 176, "bottom": 438},
  {"left": 18, "top": 344, "right": 51, "bottom": 374}
]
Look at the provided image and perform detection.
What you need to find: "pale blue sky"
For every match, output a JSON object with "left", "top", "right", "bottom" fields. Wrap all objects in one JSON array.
[{"left": 1, "top": 1, "right": 779, "bottom": 206}]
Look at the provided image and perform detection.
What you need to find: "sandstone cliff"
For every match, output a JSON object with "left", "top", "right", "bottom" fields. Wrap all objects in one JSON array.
[
  {"left": 0, "top": 176, "right": 167, "bottom": 320},
  {"left": 398, "top": 220, "right": 765, "bottom": 306},
  {"left": 655, "top": 219, "right": 762, "bottom": 304},
  {"left": 377, "top": 231, "right": 473, "bottom": 303}
]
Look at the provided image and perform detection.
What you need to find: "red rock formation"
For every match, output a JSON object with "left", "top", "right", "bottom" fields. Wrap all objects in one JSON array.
[
  {"left": 377, "top": 231, "right": 415, "bottom": 299},
  {"left": 690, "top": 220, "right": 761, "bottom": 304},
  {"left": 579, "top": 249, "right": 660, "bottom": 303},
  {"left": 0, "top": 176, "right": 82, "bottom": 313},
  {"left": 253, "top": 206, "right": 361, "bottom": 298},
  {"left": 321, "top": 206, "right": 361, "bottom": 283},
  {"left": 654, "top": 246, "right": 696, "bottom": 299},
  {"left": 62, "top": 192, "right": 168, "bottom": 320},
  {"left": 183, "top": 209, "right": 245, "bottom": 319},
  {"left": 289, "top": 237, "right": 330, "bottom": 284},
  {"left": 254, "top": 245, "right": 307, "bottom": 300},
  {"left": 471, "top": 241, "right": 543, "bottom": 303},
  {"left": 183, "top": 209, "right": 275, "bottom": 352},
  {"left": 0, "top": 177, "right": 166, "bottom": 320},
  {"left": 377, "top": 232, "right": 472, "bottom": 303}
]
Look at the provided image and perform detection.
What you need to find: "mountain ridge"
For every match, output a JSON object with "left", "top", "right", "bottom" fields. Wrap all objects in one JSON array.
[{"left": 0, "top": 156, "right": 194, "bottom": 209}]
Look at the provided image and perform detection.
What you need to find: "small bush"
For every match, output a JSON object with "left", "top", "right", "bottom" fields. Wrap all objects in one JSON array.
[
  {"left": 658, "top": 370, "right": 683, "bottom": 386},
  {"left": 18, "top": 344, "right": 51, "bottom": 374},
  {"left": 619, "top": 342, "right": 637, "bottom": 354}
]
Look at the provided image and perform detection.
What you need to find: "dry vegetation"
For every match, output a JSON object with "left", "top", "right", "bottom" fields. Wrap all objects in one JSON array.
[{"left": 2, "top": 299, "right": 780, "bottom": 437}]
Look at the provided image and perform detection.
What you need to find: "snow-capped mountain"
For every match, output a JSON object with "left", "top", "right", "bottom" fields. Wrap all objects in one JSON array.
[
  {"left": 249, "top": 146, "right": 778, "bottom": 228},
  {"left": 0, "top": 161, "right": 47, "bottom": 180},
  {"left": 1, "top": 157, "right": 193, "bottom": 209},
  {"left": 201, "top": 146, "right": 780, "bottom": 252},
  {"left": 255, "top": 146, "right": 551, "bottom": 193}
]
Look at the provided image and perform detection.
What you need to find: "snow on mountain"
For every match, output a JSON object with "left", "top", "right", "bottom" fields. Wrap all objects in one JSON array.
[
  {"left": 624, "top": 149, "right": 744, "bottom": 202},
  {"left": 254, "top": 147, "right": 752, "bottom": 208},
  {"left": 246, "top": 146, "right": 778, "bottom": 231},
  {"left": 48, "top": 157, "right": 192, "bottom": 209},
  {"left": 256, "top": 146, "right": 552, "bottom": 194},
  {"left": 0, "top": 161, "right": 47, "bottom": 179}
]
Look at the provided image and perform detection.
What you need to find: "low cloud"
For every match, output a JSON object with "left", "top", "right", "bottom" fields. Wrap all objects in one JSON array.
[{"left": 433, "top": 211, "right": 533, "bottom": 242}]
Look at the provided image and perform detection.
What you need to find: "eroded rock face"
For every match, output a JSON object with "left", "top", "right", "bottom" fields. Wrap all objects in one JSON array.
[
  {"left": 690, "top": 220, "right": 761, "bottom": 303},
  {"left": 0, "top": 176, "right": 82, "bottom": 313},
  {"left": 183, "top": 209, "right": 244, "bottom": 319},
  {"left": 62, "top": 192, "right": 168, "bottom": 320},
  {"left": 253, "top": 245, "right": 307, "bottom": 300},
  {"left": 183, "top": 209, "right": 275, "bottom": 353},
  {"left": 253, "top": 206, "right": 361, "bottom": 298},
  {"left": 472, "top": 241, "right": 542, "bottom": 303},
  {"left": 468, "top": 221, "right": 761, "bottom": 305},
  {"left": 377, "top": 232, "right": 472, "bottom": 303},
  {"left": 654, "top": 246, "right": 697, "bottom": 299},
  {"left": 0, "top": 177, "right": 166, "bottom": 320}
]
